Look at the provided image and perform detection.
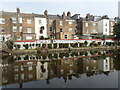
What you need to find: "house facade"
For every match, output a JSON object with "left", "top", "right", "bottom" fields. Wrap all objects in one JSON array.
[
  {"left": 34, "top": 14, "right": 47, "bottom": 39},
  {"left": 44, "top": 10, "right": 77, "bottom": 39}
]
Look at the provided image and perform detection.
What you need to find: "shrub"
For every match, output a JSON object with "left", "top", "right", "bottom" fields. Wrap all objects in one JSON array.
[
  {"left": 42, "top": 44, "right": 46, "bottom": 48},
  {"left": 39, "top": 36, "right": 44, "bottom": 40},
  {"left": 48, "top": 44, "right": 52, "bottom": 49},
  {"left": 84, "top": 41, "right": 88, "bottom": 46},
  {"left": 98, "top": 42, "right": 101, "bottom": 46},
  {"left": 54, "top": 43, "right": 57, "bottom": 48},
  {"left": 16, "top": 44, "right": 21, "bottom": 49},
  {"left": 63, "top": 43, "right": 69, "bottom": 48}
]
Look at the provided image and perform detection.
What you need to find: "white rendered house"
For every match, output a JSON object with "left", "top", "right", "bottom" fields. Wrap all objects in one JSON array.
[
  {"left": 35, "top": 15, "right": 47, "bottom": 39},
  {"left": 118, "top": 1, "right": 120, "bottom": 17},
  {"left": 98, "top": 19, "right": 110, "bottom": 35}
]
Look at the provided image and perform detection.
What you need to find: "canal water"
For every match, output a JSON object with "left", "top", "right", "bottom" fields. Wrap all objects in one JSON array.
[{"left": 1, "top": 50, "right": 120, "bottom": 88}]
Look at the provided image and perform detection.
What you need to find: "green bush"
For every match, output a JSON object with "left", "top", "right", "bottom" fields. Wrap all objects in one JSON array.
[
  {"left": 54, "top": 43, "right": 57, "bottom": 48},
  {"left": 39, "top": 36, "right": 44, "bottom": 40},
  {"left": 48, "top": 44, "right": 52, "bottom": 49},
  {"left": 84, "top": 41, "right": 88, "bottom": 46},
  {"left": 16, "top": 44, "right": 20, "bottom": 49},
  {"left": 42, "top": 44, "right": 46, "bottom": 48},
  {"left": 63, "top": 43, "right": 69, "bottom": 48}
]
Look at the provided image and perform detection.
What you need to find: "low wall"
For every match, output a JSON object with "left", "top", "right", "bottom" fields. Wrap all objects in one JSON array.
[{"left": 14, "top": 39, "right": 118, "bottom": 50}]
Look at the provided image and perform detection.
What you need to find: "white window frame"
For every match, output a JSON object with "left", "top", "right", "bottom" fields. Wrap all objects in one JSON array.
[
  {"left": 27, "top": 28, "right": 32, "bottom": 33},
  {"left": 69, "top": 28, "right": 72, "bottom": 32},
  {"left": 26, "top": 35, "right": 32, "bottom": 40},
  {"left": 13, "top": 26, "right": 17, "bottom": 32},
  {"left": 12, "top": 17, "right": 17, "bottom": 23},
  {"left": 19, "top": 17, "right": 22, "bottom": 23},
  {"left": 68, "top": 21, "right": 72, "bottom": 24},
  {"left": 39, "top": 20, "right": 42, "bottom": 24},
  {"left": 0, "top": 18, "right": 5, "bottom": 24},
  {"left": 60, "top": 21, "right": 62, "bottom": 25},
  {"left": 27, "top": 19, "right": 31, "bottom": 24},
  {"left": 19, "top": 26, "right": 23, "bottom": 32},
  {"left": 86, "top": 23, "right": 88, "bottom": 27}
]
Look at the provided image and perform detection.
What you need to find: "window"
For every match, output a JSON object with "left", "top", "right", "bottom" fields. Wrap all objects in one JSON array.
[
  {"left": 19, "top": 18, "right": 22, "bottom": 23},
  {"left": 26, "top": 35, "right": 32, "bottom": 40},
  {"left": 50, "top": 27, "right": 52, "bottom": 31},
  {"left": 86, "top": 23, "right": 88, "bottom": 27},
  {"left": 39, "top": 20, "right": 42, "bottom": 24},
  {"left": 69, "top": 28, "right": 72, "bottom": 32},
  {"left": 86, "top": 29, "right": 88, "bottom": 33},
  {"left": 21, "top": 65, "right": 24, "bottom": 71},
  {"left": 106, "top": 28, "right": 107, "bottom": 32},
  {"left": 68, "top": 21, "right": 72, "bottom": 24},
  {"left": 28, "top": 66, "right": 32, "bottom": 71},
  {"left": 111, "top": 22, "right": 113, "bottom": 26},
  {"left": 105, "top": 22, "right": 107, "bottom": 26},
  {"left": 14, "top": 66, "right": 18, "bottom": 72},
  {"left": 64, "top": 34, "right": 68, "bottom": 39},
  {"left": 19, "top": 27, "right": 23, "bottom": 32},
  {"left": 12, "top": 17, "right": 17, "bottom": 23},
  {"left": 27, "top": 28, "right": 32, "bottom": 33},
  {"left": 60, "top": 21, "right": 62, "bottom": 25},
  {"left": 13, "top": 26, "right": 17, "bottom": 32},
  {"left": 21, "top": 74, "right": 24, "bottom": 80},
  {"left": 0, "top": 18, "right": 5, "bottom": 24},
  {"left": 49, "top": 20, "right": 53, "bottom": 24},
  {"left": 29, "top": 74, "right": 33, "bottom": 79},
  {"left": 60, "top": 28, "right": 62, "bottom": 32},
  {"left": 92, "top": 29, "right": 96, "bottom": 33},
  {"left": 27, "top": 19, "right": 31, "bottom": 24}
]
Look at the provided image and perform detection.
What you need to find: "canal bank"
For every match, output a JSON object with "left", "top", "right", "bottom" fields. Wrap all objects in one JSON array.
[{"left": 11, "top": 46, "right": 120, "bottom": 55}]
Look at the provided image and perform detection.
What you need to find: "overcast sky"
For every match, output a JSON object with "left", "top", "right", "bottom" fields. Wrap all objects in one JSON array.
[{"left": 0, "top": 0, "right": 120, "bottom": 18}]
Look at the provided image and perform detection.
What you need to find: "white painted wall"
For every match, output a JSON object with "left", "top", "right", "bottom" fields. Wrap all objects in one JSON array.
[
  {"left": 98, "top": 19, "right": 110, "bottom": 35},
  {"left": 119, "top": 1, "right": 120, "bottom": 17},
  {"left": 35, "top": 17, "right": 47, "bottom": 39},
  {"left": 36, "top": 62, "right": 48, "bottom": 80}
]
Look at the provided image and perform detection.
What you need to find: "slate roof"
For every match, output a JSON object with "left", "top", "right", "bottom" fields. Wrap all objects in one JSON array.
[{"left": 1, "top": 11, "right": 45, "bottom": 18}]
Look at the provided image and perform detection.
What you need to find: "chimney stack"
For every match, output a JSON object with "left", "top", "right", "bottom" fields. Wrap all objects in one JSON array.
[
  {"left": 67, "top": 11, "right": 71, "bottom": 17},
  {"left": 62, "top": 12, "right": 65, "bottom": 19},
  {"left": 16, "top": 8, "right": 20, "bottom": 13},
  {"left": 44, "top": 10, "right": 48, "bottom": 16}
]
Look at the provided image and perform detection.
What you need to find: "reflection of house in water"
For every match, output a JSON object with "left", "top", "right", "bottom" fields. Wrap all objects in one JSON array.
[
  {"left": 98, "top": 57, "right": 110, "bottom": 72},
  {"left": 36, "top": 62, "right": 48, "bottom": 80},
  {"left": 82, "top": 57, "right": 99, "bottom": 77},
  {"left": 0, "top": 58, "right": 2, "bottom": 86},
  {"left": 2, "top": 61, "right": 37, "bottom": 86}
]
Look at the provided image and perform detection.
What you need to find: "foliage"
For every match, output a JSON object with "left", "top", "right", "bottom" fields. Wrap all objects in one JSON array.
[
  {"left": 39, "top": 36, "right": 45, "bottom": 40},
  {"left": 84, "top": 41, "right": 88, "bottom": 46},
  {"left": 5, "top": 40, "right": 14, "bottom": 50},
  {"left": 48, "top": 44, "right": 52, "bottom": 49},
  {"left": 54, "top": 43, "right": 57, "bottom": 48},
  {"left": 113, "top": 21, "right": 120, "bottom": 40}
]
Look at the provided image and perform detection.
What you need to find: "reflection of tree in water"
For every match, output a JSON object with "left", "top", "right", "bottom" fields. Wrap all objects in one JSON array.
[
  {"left": 113, "top": 54, "right": 120, "bottom": 70},
  {"left": 103, "top": 71, "right": 110, "bottom": 76}
]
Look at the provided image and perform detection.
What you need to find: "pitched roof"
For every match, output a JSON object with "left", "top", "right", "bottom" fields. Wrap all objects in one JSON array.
[
  {"left": 1, "top": 11, "right": 45, "bottom": 18},
  {"left": 47, "top": 14, "right": 60, "bottom": 19}
]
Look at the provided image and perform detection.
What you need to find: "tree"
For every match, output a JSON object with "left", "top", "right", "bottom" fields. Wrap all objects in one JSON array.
[{"left": 113, "top": 21, "right": 120, "bottom": 40}]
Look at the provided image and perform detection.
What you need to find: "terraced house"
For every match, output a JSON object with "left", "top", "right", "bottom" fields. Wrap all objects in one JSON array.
[
  {"left": 0, "top": 8, "right": 47, "bottom": 41},
  {"left": 44, "top": 10, "right": 77, "bottom": 39}
]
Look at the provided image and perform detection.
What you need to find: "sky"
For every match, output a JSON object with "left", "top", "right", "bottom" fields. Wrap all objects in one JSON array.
[{"left": 0, "top": 0, "right": 120, "bottom": 18}]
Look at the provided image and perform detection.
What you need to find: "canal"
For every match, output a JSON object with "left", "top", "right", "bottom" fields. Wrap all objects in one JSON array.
[{"left": 1, "top": 50, "right": 120, "bottom": 88}]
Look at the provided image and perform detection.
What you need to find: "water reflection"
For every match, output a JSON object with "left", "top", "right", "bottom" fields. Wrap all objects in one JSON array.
[{"left": 1, "top": 50, "right": 120, "bottom": 88}]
